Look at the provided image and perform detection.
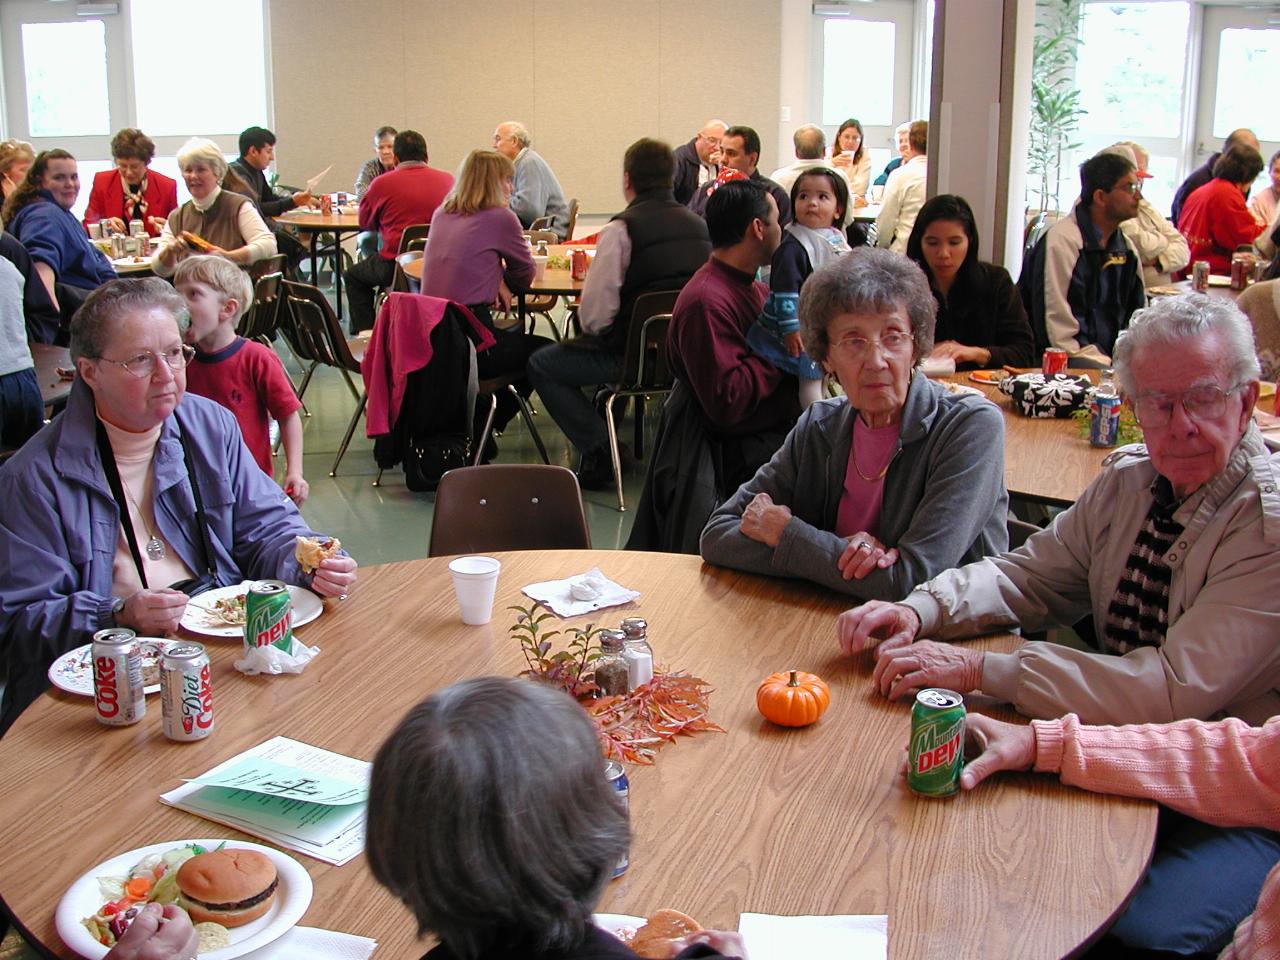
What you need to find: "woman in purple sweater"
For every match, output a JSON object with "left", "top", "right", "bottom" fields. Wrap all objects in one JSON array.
[{"left": 421, "top": 150, "right": 552, "bottom": 449}]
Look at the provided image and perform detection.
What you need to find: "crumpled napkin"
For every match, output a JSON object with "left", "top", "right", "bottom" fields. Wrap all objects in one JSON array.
[
  {"left": 522, "top": 567, "right": 640, "bottom": 617},
  {"left": 235, "top": 926, "right": 376, "bottom": 960},
  {"left": 920, "top": 355, "right": 956, "bottom": 377},
  {"left": 737, "top": 913, "right": 887, "bottom": 960},
  {"left": 234, "top": 636, "right": 320, "bottom": 675}
]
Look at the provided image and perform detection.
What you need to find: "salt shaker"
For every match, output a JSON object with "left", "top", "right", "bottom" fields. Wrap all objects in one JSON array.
[
  {"left": 594, "top": 630, "right": 629, "bottom": 697},
  {"left": 620, "top": 617, "right": 654, "bottom": 691}
]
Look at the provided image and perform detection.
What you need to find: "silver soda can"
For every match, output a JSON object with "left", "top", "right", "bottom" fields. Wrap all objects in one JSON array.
[
  {"left": 129, "top": 219, "right": 146, "bottom": 237},
  {"left": 160, "top": 642, "right": 214, "bottom": 742},
  {"left": 92, "top": 628, "right": 146, "bottom": 726},
  {"left": 110, "top": 234, "right": 128, "bottom": 259},
  {"left": 1192, "top": 260, "right": 1210, "bottom": 292},
  {"left": 605, "top": 760, "right": 630, "bottom": 877}
]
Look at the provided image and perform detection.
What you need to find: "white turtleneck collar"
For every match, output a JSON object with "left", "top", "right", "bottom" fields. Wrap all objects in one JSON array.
[{"left": 192, "top": 186, "right": 222, "bottom": 213}]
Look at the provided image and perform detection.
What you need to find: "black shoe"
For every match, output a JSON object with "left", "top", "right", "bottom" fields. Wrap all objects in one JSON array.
[{"left": 577, "top": 448, "right": 614, "bottom": 490}]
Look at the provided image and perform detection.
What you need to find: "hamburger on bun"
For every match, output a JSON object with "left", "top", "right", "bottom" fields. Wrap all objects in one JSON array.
[
  {"left": 176, "top": 850, "right": 278, "bottom": 928},
  {"left": 630, "top": 909, "right": 702, "bottom": 958},
  {"left": 180, "top": 231, "right": 215, "bottom": 253},
  {"left": 295, "top": 535, "right": 341, "bottom": 575}
]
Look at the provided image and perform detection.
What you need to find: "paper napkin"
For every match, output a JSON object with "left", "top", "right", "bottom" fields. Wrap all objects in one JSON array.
[
  {"left": 237, "top": 926, "right": 376, "bottom": 960},
  {"left": 522, "top": 567, "right": 640, "bottom": 617},
  {"left": 737, "top": 913, "right": 888, "bottom": 960}
]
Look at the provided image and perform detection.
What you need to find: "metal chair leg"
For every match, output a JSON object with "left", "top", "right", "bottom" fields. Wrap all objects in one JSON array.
[
  {"left": 604, "top": 394, "right": 625, "bottom": 512},
  {"left": 330, "top": 392, "right": 367, "bottom": 477},
  {"left": 373, "top": 469, "right": 383, "bottom": 487},
  {"left": 473, "top": 394, "right": 499, "bottom": 466},
  {"left": 508, "top": 385, "right": 550, "bottom": 464}
]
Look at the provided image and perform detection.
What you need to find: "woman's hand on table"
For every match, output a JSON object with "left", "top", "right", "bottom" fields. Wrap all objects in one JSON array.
[
  {"left": 311, "top": 554, "right": 356, "bottom": 598},
  {"left": 873, "top": 639, "right": 984, "bottom": 701},
  {"left": 930, "top": 341, "right": 991, "bottom": 366},
  {"left": 739, "top": 492, "right": 792, "bottom": 547},
  {"left": 837, "top": 532, "right": 898, "bottom": 580},
  {"left": 119, "top": 588, "right": 188, "bottom": 636},
  {"left": 668, "top": 929, "right": 749, "bottom": 958},
  {"left": 147, "top": 216, "right": 168, "bottom": 234},
  {"left": 836, "top": 600, "right": 920, "bottom": 655},
  {"left": 105, "top": 902, "right": 197, "bottom": 960},
  {"left": 958, "top": 713, "right": 1037, "bottom": 790}
]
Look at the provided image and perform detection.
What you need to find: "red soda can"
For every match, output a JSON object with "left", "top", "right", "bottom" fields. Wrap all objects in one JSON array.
[
  {"left": 92, "top": 628, "right": 146, "bottom": 726},
  {"left": 1231, "top": 254, "right": 1252, "bottom": 291},
  {"left": 571, "top": 248, "right": 587, "bottom": 281},
  {"left": 1041, "top": 348, "right": 1068, "bottom": 376},
  {"left": 160, "top": 642, "right": 214, "bottom": 742}
]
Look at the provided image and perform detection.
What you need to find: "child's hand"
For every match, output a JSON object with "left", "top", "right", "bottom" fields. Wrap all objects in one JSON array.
[
  {"left": 784, "top": 331, "right": 804, "bottom": 358},
  {"left": 285, "top": 474, "right": 310, "bottom": 506}
]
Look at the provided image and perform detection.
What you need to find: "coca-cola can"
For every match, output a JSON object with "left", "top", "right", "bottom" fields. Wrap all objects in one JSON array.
[
  {"left": 92, "top": 628, "right": 146, "bottom": 726},
  {"left": 571, "top": 248, "right": 587, "bottom": 281},
  {"left": 1192, "top": 261, "right": 1210, "bottom": 292},
  {"left": 160, "top": 642, "right": 214, "bottom": 742},
  {"left": 1231, "top": 254, "right": 1253, "bottom": 291},
  {"left": 1041, "top": 348, "right": 1069, "bottom": 376}
]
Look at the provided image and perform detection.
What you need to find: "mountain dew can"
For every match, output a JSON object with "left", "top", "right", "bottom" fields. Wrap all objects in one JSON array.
[
  {"left": 245, "top": 580, "right": 293, "bottom": 653},
  {"left": 908, "top": 689, "right": 966, "bottom": 797}
]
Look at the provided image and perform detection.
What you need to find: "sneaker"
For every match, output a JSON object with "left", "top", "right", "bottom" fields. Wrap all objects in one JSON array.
[{"left": 577, "top": 448, "right": 614, "bottom": 490}]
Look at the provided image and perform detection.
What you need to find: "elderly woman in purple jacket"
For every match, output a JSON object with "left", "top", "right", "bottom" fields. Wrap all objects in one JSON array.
[{"left": 0, "top": 278, "right": 356, "bottom": 733}]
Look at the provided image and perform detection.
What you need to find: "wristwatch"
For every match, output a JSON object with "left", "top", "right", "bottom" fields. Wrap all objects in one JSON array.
[{"left": 109, "top": 596, "right": 125, "bottom": 625}]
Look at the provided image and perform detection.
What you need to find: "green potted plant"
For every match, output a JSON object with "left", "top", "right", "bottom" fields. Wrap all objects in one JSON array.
[{"left": 1028, "top": 0, "right": 1087, "bottom": 218}]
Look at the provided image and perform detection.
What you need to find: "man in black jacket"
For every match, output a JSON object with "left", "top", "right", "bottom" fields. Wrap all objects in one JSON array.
[
  {"left": 672, "top": 119, "right": 726, "bottom": 205},
  {"left": 527, "top": 139, "right": 711, "bottom": 488},
  {"left": 230, "top": 126, "right": 312, "bottom": 272}
]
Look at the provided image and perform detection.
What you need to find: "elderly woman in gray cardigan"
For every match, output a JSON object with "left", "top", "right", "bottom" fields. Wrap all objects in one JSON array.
[{"left": 700, "top": 247, "right": 1008, "bottom": 598}]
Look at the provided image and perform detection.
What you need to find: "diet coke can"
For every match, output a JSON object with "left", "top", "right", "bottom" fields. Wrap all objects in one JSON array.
[
  {"left": 605, "top": 759, "right": 630, "bottom": 877},
  {"left": 1041, "top": 348, "right": 1069, "bottom": 376},
  {"left": 160, "top": 642, "right": 214, "bottom": 742},
  {"left": 92, "top": 628, "right": 146, "bottom": 726},
  {"left": 1192, "top": 261, "right": 1210, "bottom": 292}
]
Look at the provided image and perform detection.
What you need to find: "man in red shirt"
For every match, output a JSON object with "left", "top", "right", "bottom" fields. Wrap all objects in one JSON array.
[{"left": 346, "top": 130, "right": 454, "bottom": 333}]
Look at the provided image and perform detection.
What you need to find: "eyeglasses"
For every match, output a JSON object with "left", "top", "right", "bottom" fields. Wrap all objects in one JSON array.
[
  {"left": 1131, "top": 383, "right": 1241, "bottom": 427},
  {"left": 830, "top": 331, "right": 914, "bottom": 358},
  {"left": 1116, "top": 181, "right": 1142, "bottom": 195},
  {"left": 96, "top": 344, "right": 195, "bottom": 379},
  {"left": 698, "top": 134, "right": 722, "bottom": 147}
]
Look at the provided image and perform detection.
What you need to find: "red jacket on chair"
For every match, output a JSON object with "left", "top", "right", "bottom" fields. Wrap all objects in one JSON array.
[{"left": 83, "top": 169, "right": 179, "bottom": 237}]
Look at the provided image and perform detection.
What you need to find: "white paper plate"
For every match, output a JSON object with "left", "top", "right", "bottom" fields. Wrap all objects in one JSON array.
[
  {"left": 48, "top": 639, "right": 173, "bottom": 697},
  {"left": 112, "top": 257, "right": 151, "bottom": 272},
  {"left": 1207, "top": 274, "right": 1232, "bottom": 287},
  {"left": 180, "top": 582, "right": 322, "bottom": 639},
  {"left": 56, "top": 839, "right": 312, "bottom": 960},
  {"left": 594, "top": 913, "right": 645, "bottom": 943}
]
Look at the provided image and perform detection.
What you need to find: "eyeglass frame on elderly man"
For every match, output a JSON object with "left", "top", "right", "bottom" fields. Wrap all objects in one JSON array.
[
  {"left": 1130, "top": 382, "right": 1245, "bottom": 428},
  {"left": 697, "top": 131, "right": 722, "bottom": 148},
  {"left": 92, "top": 344, "right": 196, "bottom": 379}
]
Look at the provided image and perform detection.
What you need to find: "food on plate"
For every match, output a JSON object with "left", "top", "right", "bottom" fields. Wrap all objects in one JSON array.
[
  {"left": 81, "top": 842, "right": 218, "bottom": 947},
  {"left": 757, "top": 669, "right": 830, "bottom": 727},
  {"left": 628, "top": 909, "right": 703, "bottom": 958},
  {"left": 969, "top": 369, "right": 1004, "bottom": 384},
  {"left": 176, "top": 849, "right": 279, "bottom": 928},
  {"left": 180, "top": 231, "right": 215, "bottom": 252},
  {"left": 193, "top": 592, "right": 247, "bottom": 627},
  {"left": 194, "top": 921, "right": 232, "bottom": 952},
  {"left": 295, "top": 535, "right": 340, "bottom": 574}
]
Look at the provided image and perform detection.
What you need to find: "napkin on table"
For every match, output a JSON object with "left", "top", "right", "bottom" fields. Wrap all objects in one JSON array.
[
  {"left": 522, "top": 567, "right": 640, "bottom": 618},
  {"left": 236, "top": 926, "right": 376, "bottom": 960},
  {"left": 737, "top": 913, "right": 888, "bottom": 960},
  {"left": 920, "top": 355, "right": 956, "bottom": 378},
  {"left": 234, "top": 637, "right": 320, "bottom": 676}
]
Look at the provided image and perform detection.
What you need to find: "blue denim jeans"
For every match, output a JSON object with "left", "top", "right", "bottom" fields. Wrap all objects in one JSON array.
[
  {"left": 0, "top": 367, "right": 42, "bottom": 449},
  {"left": 1088, "top": 811, "right": 1280, "bottom": 957},
  {"left": 526, "top": 341, "right": 623, "bottom": 458}
]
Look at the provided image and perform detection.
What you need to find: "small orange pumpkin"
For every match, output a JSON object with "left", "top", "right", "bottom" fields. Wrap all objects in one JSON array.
[{"left": 757, "top": 670, "right": 830, "bottom": 727}]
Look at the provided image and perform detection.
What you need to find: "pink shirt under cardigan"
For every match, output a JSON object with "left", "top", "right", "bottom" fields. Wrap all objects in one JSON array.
[{"left": 834, "top": 418, "right": 900, "bottom": 539}]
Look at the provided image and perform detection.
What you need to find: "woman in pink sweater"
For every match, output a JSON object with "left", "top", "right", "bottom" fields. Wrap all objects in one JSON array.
[{"left": 964, "top": 712, "right": 1280, "bottom": 959}]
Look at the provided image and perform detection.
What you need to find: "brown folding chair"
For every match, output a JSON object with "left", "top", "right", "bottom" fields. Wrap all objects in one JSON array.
[
  {"left": 391, "top": 250, "right": 423, "bottom": 293},
  {"left": 428, "top": 464, "right": 591, "bottom": 556},
  {"left": 563, "top": 198, "right": 579, "bottom": 241},
  {"left": 238, "top": 271, "right": 285, "bottom": 343},
  {"left": 248, "top": 253, "right": 286, "bottom": 283},
  {"left": 397, "top": 223, "right": 431, "bottom": 255},
  {"left": 598, "top": 290, "right": 681, "bottom": 511},
  {"left": 283, "top": 280, "right": 369, "bottom": 476}
]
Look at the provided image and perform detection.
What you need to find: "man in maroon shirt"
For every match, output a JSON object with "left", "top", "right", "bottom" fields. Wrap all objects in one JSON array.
[
  {"left": 346, "top": 130, "right": 454, "bottom": 333},
  {"left": 628, "top": 179, "right": 800, "bottom": 552}
]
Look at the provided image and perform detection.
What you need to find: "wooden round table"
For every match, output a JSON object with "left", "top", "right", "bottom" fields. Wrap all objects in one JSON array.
[
  {"left": 276, "top": 208, "right": 363, "bottom": 322},
  {"left": 0, "top": 552, "right": 1155, "bottom": 959}
]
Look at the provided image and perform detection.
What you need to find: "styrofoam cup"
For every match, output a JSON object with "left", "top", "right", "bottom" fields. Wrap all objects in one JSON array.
[
  {"left": 533, "top": 255, "right": 548, "bottom": 280},
  {"left": 448, "top": 556, "right": 501, "bottom": 625}
]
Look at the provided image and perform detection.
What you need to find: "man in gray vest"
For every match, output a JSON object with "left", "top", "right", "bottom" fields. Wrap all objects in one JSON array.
[{"left": 527, "top": 139, "right": 710, "bottom": 489}]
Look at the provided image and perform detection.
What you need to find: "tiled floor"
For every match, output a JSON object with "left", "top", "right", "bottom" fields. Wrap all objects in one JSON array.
[{"left": 281, "top": 307, "right": 652, "bottom": 565}]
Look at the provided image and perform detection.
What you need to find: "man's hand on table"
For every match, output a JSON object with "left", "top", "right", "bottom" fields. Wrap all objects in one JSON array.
[
  {"left": 292, "top": 191, "right": 314, "bottom": 208},
  {"left": 105, "top": 903, "right": 198, "bottom": 960},
  {"left": 119, "top": 588, "right": 188, "bottom": 635},
  {"left": 311, "top": 555, "right": 357, "bottom": 598},
  {"left": 836, "top": 600, "right": 920, "bottom": 655},
  {"left": 837, "top": 532, "right": 898, "bottom": 581},
  {"left": 958, "top": 713, "right": 1037, "bottom": 791},
  {"left": 930, "top": 340, "right": 991, "bottom": 366},
  {"left": 873, "top": 639, "right": 984, "bottom": 702},
  {"left": 739, "top": 492, "right": 791, "bottom": 548}
]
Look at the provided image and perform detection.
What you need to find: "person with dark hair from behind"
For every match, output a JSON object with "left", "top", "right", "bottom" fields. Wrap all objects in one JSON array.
[
  {"left": 628, "top": 179, "right": 799, "bottom": 553},
  {"left": 687, "top": 125, "right": 791, "bottom": 226},
  {"left": 0, "top": 229, "right": 61, "bottom": 344},
  {"left": 355, "top": 125, "right": 398, "bottom": 260},
  {"left": 346, "top": 130, "right": 455, "bottom": 333},
  {"left": 1170, "top": 128, "right": 1259, "bottom": 225},
  {"left": 0, "top": 256, "right": 42, "bottom": 450},
  {"left": 1176, "top": 144, "right": 1267, "bottom": 277},
  {"left": 368, "top": 676, "right": 746, "bottom": 960},
  {"left": 1017, "top": 151, "right": 1146, "bottom": 367},
  {"left": 906, "top": 194, "right": 1035, "bottom": 370},
  {"left": 527, "top": 138, "right": 710, "bottom": 489}
]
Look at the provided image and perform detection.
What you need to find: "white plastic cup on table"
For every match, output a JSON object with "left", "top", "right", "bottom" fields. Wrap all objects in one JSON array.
[
  {"left": 871, "top": 184, "right": 885, "bottom": 203},
  {"left": 448, "top": 556, "right": 502, "bottom": 625},
  {"left": 533, "top": 255, "right": 548, "bottom": 280},
  {"left": 88, "top": 222, "right": 103, "bottom": 240}
]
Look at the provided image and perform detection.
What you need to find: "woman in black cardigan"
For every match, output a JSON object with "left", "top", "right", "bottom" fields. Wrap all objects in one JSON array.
[{"left": 906, "top": 194, "right": 1035, "bottom": 369}]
